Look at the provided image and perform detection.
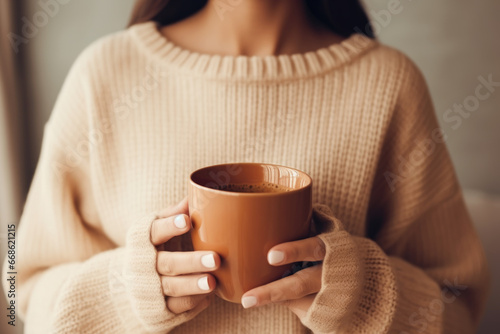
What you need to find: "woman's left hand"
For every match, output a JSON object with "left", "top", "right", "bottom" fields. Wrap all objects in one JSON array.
[{"left": 240, "top": 236, "right": 326, "bottom": 320}]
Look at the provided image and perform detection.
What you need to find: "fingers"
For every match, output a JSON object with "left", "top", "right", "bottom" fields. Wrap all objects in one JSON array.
[
  {"left": 156, "top": 197, "right": 189, "bottom": 219},
  {"left": 161, "top": 273, "right": 217, "bottom": 297},
  {"left": 241, "top": 264, "right": 322, "bottom": 308},
  {"left": 151, "top": 214, "right": 191, "bottom": 246},
  {"left": 157, "top": 251, "right": 220, "bottom": 275},
  {"left": 167, "top": 293, "right": 212, "bottom": 315},
  {"left": 267, "top": 236, "right": 326, "bottom": 265},
  {"left": 152, "top": 197, "right": 216, "bottom": 316}
]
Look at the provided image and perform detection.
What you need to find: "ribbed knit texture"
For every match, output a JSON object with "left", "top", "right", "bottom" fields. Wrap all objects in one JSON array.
[{"left": 2, "top": 21, "right": 489, "bottom": 333}]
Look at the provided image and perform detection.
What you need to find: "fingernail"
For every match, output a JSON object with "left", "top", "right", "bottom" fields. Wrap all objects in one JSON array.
[
  {"left": 268, "top": 250, "right": 285, "bottom": 265},
  {"left": 201, "top": 254, "right": 216, "bottom": 268},
  {"left": 198, "top": 276, "right": 210, "bottom": 290},
  {"left": 241, "top": 296, "right": 257, "bottom": 308},
  {"left": 174, "top": 215, "right": 186, "bottom": 229}
]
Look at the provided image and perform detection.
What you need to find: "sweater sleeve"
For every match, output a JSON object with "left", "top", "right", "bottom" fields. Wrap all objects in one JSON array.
[
  {"left": 1, "top": 42, "right": 203, "bottom": 333},
  {"left": 301, "top": 57, "right": 490, "bottom": 333}
]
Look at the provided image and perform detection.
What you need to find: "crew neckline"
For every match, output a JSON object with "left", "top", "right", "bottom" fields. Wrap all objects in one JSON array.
[{"left": 129, "top": 21, "right": 378, "bottom": 81}]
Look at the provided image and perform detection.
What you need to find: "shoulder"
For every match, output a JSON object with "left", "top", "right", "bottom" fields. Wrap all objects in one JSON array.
[
  {"left": 347, "top": 40, "right": 431, "bottom": 107},
  {"left": 48, "top": 26, "right": 153, "bottom": 132},
  {"left": 69, "top": 26, "right": 143, "bottom": 80},
  {"left": 362, "top": 44, "right": 437, "bottom": 132},
  {"left": 58, "top": 22, "right": 163, "bottom": 119},
  {"left": 363, "top": 42, "right": 429, "bottom": 93}
]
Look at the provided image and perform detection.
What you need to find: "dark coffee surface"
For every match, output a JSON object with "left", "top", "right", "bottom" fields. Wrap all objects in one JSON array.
[{"left": 215, "top": 183, "right": 291, "bottom": 193}]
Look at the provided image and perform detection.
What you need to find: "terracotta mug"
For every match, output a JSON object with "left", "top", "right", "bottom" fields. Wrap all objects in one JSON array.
[{"left": 188, "top": 163, "right": 312, "bottom": 303}]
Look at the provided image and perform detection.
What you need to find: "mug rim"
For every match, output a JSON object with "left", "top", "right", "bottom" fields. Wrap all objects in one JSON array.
[{"left": 189, "top": 162, "right": 312, "bottom": 197}]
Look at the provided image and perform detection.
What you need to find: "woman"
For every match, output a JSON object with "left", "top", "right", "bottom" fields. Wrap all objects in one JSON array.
[{"left": 6, "top": 0, "right": 489, "bottom": 333}]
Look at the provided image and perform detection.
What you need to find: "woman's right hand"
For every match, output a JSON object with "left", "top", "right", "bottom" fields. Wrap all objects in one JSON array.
[{"left": 151, "top": 197, "right": 220, "bottom": 314}]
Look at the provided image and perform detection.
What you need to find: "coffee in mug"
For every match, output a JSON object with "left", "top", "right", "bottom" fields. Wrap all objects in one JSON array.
[{"left": 213, "top": 182, "right": 291, "bottom": 193}]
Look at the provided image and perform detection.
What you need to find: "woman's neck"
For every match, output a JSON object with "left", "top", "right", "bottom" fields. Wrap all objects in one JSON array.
[{"left": 160, "top": 0, "right": 345, "bottom": 56}]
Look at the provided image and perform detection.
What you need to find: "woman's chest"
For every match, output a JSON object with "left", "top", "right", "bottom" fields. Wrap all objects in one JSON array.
[{"left": 90, "top": 78, "right": 391, "bottom": 245}]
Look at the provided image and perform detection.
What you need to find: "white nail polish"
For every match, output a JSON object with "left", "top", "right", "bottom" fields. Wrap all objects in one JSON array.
[
  {"left": 198, "top": 276, "right": 210, "bottom": 291},
  {"left": 174, "top": 215, "right": 186, "bottom": 229},
  {"left": 201, "top": 254, "right": 216, "bottom": 268},
  {"left": 268, "top": 250, "right": 285, "bottom": 265},
  {"left": 241, "top": 296, "right": 257, "bottom": 308}
]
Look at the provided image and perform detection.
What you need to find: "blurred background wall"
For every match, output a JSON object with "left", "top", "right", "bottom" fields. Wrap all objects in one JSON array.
[{"left": 1, "top": 0, "right": 498, "bottom": 333}]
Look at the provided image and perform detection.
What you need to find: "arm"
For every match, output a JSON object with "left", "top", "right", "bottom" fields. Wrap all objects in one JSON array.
[
  {"left": 301, "top": 57, "right": 490, "bottom": 333},
  {"left": 1, "top": 44, "right": 204, "bottom": 333}
]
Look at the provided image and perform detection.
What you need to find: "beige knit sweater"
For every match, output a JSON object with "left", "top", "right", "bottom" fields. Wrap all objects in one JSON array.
[{"left": 2, "top": 21, "right": 489, "bottom": 333}]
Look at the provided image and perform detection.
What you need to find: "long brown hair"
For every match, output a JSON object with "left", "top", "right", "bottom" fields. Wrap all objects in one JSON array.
[{"left": 128, "top": 0, "right": 375, "bottom": 39}]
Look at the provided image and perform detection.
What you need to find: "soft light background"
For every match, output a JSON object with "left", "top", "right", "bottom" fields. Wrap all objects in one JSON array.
[{"left": 1, "top": 0, "right": 498, "bottom": 333}]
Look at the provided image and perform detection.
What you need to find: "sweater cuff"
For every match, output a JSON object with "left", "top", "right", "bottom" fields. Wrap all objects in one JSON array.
[
  {"left": 300, "top": 204, "right": 364, "bottom": 333},
  {"left": 301, "top": 204, "right": 397, "bottom": 334},
  {"left": 50, "top": 213, "right": 202, "bottom": 333}
]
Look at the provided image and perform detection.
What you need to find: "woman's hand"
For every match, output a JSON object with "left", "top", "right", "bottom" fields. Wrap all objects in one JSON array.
[
  {"left": 151, "top": 197, "right": 221, "bottom": 315},
  {"left": 240, "top": 236, "right": 326, "bottom": 320}
]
